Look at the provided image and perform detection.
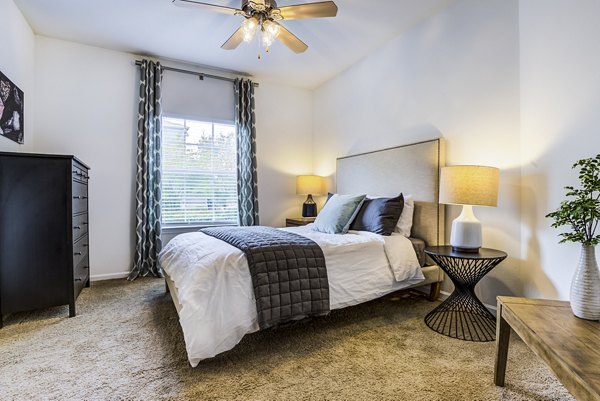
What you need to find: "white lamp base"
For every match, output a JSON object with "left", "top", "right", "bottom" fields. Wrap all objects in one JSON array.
[{"left": 450, "top": 205, "right": 482, "bottom": 253}]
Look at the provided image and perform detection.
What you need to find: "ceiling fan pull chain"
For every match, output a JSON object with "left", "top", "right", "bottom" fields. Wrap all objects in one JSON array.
[{"left": 257, "top": 29, "right": 262, "bottom": 60}]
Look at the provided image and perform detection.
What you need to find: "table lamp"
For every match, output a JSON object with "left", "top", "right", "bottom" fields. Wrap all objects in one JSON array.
[
  {"left": 439, "top": 165, "right": 499, "bottom": 252},
  {"left": 296, "top": 175, "right": 324, "bottom": 218}
]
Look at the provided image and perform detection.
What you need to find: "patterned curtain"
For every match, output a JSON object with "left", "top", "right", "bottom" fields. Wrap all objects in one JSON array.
[
  {"left": 234, "top": 79, "right": 259, "bottom": 226},
  {"left": 129, "top": 60, "right": 164, "bottom": 280}
]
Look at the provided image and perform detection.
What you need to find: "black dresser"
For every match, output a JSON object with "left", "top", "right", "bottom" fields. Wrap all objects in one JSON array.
[{"left": 0, "top": 152, "right": 90, "bottom": 327}]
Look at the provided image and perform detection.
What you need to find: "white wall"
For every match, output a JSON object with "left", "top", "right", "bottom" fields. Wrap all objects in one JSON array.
[
  {"left": 519, "top": 0, "right": 600, "bottom": 299},
  {"left": 313, "top": 0, "right": 522, "bottom": 305},
  {"left": 0, "top": 0, "right": 35, "bottom": 152},
  {"left": 34, "top": 36, "right": 139, "bottom": 281},
  {"left": 255, "top": 83, "right": 314, "bottom": 227},
  {"left": 33, "top": 36, "right": 313, "bottom": 279}
]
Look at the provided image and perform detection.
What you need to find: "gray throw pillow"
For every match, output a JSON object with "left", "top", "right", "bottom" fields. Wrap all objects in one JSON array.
[{"left": 312, "top": 194, "right": 367, "bottom": 234}]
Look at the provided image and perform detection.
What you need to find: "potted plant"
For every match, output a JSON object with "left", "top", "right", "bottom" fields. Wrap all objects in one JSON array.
[{"left": 546, "top": 155, "right": 600, "bottom": 320}]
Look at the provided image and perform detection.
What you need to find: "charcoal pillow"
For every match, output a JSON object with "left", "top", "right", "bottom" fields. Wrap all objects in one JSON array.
[
  {"left": 312, "top": 194, "right": 367, "bottom": 234},
  {"left": 349, "top": 194, "right": 405, "bottom": 236}
]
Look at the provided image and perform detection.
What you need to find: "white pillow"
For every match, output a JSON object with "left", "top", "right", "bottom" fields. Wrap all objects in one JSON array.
[
  {"left": 395, "top": 195, "right": 414, "bottom": 237},
  {"left": 366, "top": 194, "right": 414, "bottom": 237}
]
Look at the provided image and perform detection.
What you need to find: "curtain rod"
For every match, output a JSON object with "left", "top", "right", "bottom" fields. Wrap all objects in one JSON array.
[{"left": 134, "top": 60, "right": 259, "bottom": 87}]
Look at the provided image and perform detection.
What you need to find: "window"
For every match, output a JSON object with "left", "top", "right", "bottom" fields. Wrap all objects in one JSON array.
[{"left": 161, "top": 116, "right": 238, "bottom": 227}]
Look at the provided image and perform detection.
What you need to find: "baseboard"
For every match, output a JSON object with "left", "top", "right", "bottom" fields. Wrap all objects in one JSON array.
[
  {"left": 439, "top": 290, "right": 497, "bottom": 313},
  {"left": 90, "top": 272, "right": 130, "bottom": 282}
]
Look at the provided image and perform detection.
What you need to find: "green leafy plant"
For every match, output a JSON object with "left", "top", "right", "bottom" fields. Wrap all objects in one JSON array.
[{"left": 546, "top": 155, "right": 600, "bottom": 246}]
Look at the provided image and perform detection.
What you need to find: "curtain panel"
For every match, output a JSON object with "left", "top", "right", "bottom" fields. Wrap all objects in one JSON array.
[
  {"left": 129, "top": 60, "right": 164, "bottom": 280},
  {"left": 234, "top": 79, "right": 260, "bottom": 226}
]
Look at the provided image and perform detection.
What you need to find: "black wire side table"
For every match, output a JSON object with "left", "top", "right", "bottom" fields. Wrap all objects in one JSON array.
[{"left": 424, "top": 246, "right": 507, "bottom": 342}]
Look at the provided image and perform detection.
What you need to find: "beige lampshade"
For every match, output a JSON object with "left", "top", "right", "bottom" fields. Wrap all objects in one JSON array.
[
  {"left": 439, "top": 166, "right": 499, "bottom": 207},
  {"left": 296, "top": 175, "right": 324, "bottom": 195}
]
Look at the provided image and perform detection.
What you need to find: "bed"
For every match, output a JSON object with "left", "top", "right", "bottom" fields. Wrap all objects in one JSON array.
[{"left": 160, "top": 138, "right": 446, "bottom": 367}]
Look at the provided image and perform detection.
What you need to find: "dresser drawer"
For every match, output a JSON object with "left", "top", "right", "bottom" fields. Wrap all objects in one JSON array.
[
  {"left": 72, "top": 181, "right": 88, "bottom": 214},
  {"left": 73, "top": 255, "right": 89, "bottom": 300},
  {"left": 72, "top": 165, "right": 89, "bottom": 183},
  {"left": 73, "top": 234, "right": 89, "bottom": 268},
  {"left": 72, "top": 213, "right": 88, "bottom": 241}
]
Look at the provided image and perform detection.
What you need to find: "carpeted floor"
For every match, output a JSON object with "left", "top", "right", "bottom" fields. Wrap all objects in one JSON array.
[{"left": 0, "top": 279, "right": 574, "bottom": 401}]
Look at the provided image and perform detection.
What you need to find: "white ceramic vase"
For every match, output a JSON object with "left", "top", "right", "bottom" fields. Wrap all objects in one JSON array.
[{"left": 570, "top": 245, "right": 600, "bottom": 320}]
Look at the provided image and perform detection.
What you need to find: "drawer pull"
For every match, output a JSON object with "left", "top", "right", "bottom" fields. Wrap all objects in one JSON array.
[
  {"left": 83, "top": 244, "right": 89, "bottom": 247},
  {"left": 83, "top": 266, "right": 89, "bottom": 269},
  {"left": 73, "top": 196, "right": 88, "bottom": 199},
  {"left": 74, "top": 252, "right": 82, "bottom": 255},
  {"left": 74, "top": 226, "right": 81, "bottom": 230},
  {"left": 75, "top": 278, "right": 82, "bottom": 282},
  {"left": 83, "top": 222, "right": 88, "bottom": 226}
]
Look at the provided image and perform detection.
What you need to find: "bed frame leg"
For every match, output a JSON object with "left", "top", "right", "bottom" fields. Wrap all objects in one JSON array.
[
  {"left": 428, "top": 282, "right": 441, "bottom": 301},
  {"left": 165, "top": 278, "right": 170, "bottom": 293}
]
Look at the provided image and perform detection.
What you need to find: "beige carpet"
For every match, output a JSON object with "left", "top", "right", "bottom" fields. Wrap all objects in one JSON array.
[{"left": 0, "top": 278, "right": 574, "bottom": 401}]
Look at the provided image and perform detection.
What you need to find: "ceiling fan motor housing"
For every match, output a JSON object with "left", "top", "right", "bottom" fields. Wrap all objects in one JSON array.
[{"left": 242, "top": 0, "right": 278, "bottom": 15}]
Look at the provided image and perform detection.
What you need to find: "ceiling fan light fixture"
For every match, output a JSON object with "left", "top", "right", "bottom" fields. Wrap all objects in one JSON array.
[
  {"left": 262, "top": 19, "right": 280, "bottom": 38},
  {"left": 261, "top": 32, "right": 275, "bottom": 48},
  {"left": 242, "top": 16, "right": 259, "bottom": 42},
  {"left": 260, "top": 19, "right": 280, "bottom": 49},
  {"left": 243, "top": 31, "right": 255, "bottom": 43}
]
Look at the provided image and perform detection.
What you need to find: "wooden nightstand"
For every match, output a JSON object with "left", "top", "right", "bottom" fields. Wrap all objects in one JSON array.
[{"left": 285, "top": 217, "right": 316, "bottom": 227}]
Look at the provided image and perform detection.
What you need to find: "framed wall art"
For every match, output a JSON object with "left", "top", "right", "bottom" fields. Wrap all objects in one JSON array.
[{"left": 0, "top": 70, "right": 24, "bottom": 145}]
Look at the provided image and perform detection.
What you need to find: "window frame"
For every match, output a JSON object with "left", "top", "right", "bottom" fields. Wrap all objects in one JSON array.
[{"left": 160, "top": 113, "right": 239, "bottom": 232}]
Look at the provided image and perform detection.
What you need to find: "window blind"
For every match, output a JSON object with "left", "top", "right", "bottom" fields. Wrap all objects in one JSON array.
[{"left": 161, "top": 117, "right": 238, "bottom": 226}]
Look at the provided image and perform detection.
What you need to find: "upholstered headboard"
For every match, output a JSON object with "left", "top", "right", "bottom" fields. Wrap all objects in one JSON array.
[{"left": 336, "top": 139, "right": 445, "bottom": 247}]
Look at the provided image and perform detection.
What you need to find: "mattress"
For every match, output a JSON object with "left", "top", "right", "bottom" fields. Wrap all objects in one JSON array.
[{"left": 159, "top": 225, "right": 425, "bottom": 366}]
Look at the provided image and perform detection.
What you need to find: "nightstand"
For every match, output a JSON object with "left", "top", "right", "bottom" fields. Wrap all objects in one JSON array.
[
  {"left": 424, "top": 246, "right": 507, "bottom": 342},
  {"left": 285, "top": 217, "right": 316, "bottom": 227}
]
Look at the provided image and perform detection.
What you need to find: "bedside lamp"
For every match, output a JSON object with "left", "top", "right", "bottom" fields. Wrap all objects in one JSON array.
[
  {"left": 296, "top": 175, "right": 324, "bottom": 218},
  {"left": 440, "top": 166, "right": 499, "bottom": 253}
]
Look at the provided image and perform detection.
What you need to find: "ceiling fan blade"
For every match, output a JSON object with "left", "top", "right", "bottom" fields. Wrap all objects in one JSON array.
[
  {"left": 276, "top": 1, "right": 338, "bottom": 20},
  {"left": 276, "top": 24, "right": 308, "bottom": 53},
  {"left": 221, "top": 26, "right": 245, "bottom": 50},
  {"left": 172, "top": 0, "right": 241, "bottom": 15}
]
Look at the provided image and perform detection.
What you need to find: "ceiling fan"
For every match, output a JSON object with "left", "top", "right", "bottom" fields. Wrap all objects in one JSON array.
[{"left": 173, "top": 0, "right": 338, "bottom": 58}]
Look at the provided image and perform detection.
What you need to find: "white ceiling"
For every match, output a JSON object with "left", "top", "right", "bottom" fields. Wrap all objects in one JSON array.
[{"left": 14, "top": 0, "right": 457, "bottom": 89}]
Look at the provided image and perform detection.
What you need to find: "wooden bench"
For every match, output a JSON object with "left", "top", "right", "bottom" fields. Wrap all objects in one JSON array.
[{"left": 494, "top": 296, "right": 600, "bottom": 401}]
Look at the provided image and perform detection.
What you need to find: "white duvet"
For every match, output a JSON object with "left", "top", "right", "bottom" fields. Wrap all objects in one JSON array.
[{"left": 159, "top": 224, "right": 424, "bottom": 367}]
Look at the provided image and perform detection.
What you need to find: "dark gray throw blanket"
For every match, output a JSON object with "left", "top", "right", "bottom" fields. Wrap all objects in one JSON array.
[{"left": 200, "top": 226, "right": 330, "bottom": 330}]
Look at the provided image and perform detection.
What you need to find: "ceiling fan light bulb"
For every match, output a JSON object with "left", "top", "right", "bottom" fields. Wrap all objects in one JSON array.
[
  {"left": 242, "top": 17, "right": 258, "bottom": 33},
  {"left": 261, "top": 31, "right": 275, "bottom": 47},
  {"left": 241, "top": 17, "right": 258, "bottom": 43},
  {"left": 262, "top": 20, "right": 280, "bottom": 38}
]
